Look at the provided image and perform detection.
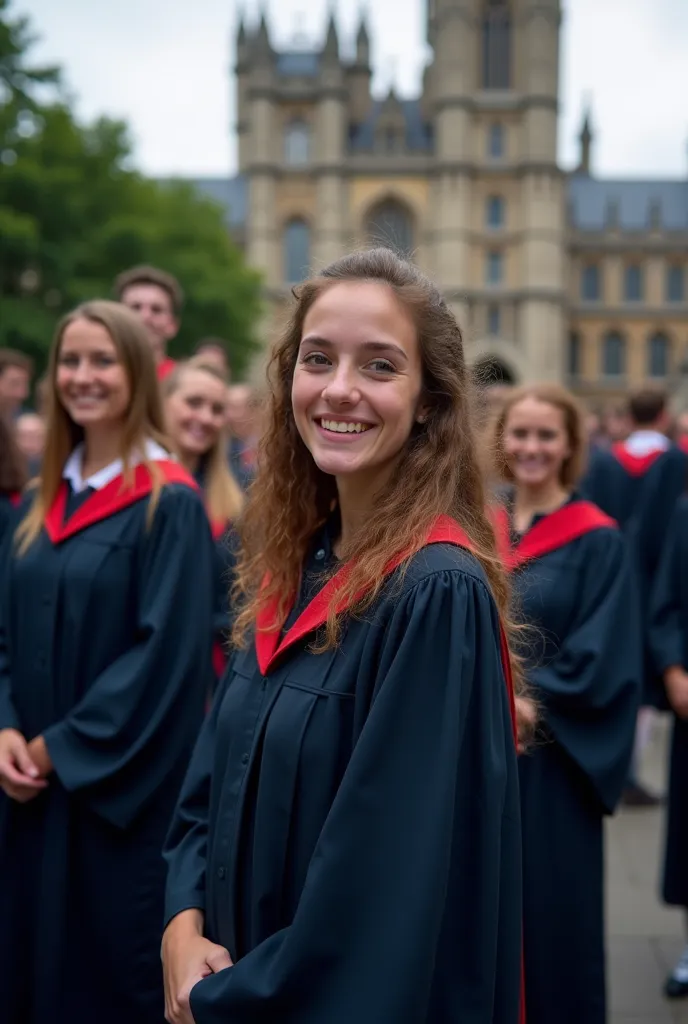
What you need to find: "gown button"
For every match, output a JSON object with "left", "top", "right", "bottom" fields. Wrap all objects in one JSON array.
[
  {"left": 241, "top": 753, "right": 249, "bottom": 766},
  {"left": 217, "top": 866, "right": 226, "bottom": 880},
  {"left": 315, "top": 548, "right": 326, "bottom": 561}
]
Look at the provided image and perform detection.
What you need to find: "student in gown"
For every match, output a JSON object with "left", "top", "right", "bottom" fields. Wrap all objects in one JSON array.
[
  {"left": 0, "top": 301, "right": 216, "bottom": 1024},
  {"left": 0, "top": 412, "right": 27, "bottom": 540},
  {"left": 162, "top": 248, "right": 526, "bottom": 1024},
  {"left": 164, "top": 358, "right": 244, "bottom": 680},
  {"left": 492, "top": 384, "right": 641, "bottom": 1024},
  {"left": 582, "top": 387, "right": 687, "bottom": 804},
  {"left": 649, "top": 496, "right": 688, "bottom": 999},
  {"left": 115, "top": 264, "right": 182, "bottom": 381}
]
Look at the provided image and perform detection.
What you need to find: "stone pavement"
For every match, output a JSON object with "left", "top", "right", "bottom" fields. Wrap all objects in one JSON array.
[{"left": 607, "top": 713, "right": 688, "bottom": 1023}]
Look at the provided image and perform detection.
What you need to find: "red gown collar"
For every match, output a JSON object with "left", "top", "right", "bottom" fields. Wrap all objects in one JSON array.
[
  {"left": 254, "top": 514, "right": 518, "bottom": 743},
  {"left": 492, "top": 499, "right": 616, "bottom": 570},
  {"left": 611, "top": 441, "right": 665, "bottom": 476},
  {"left": 44, "top": 460, "right": 196, "bottom": 544}
]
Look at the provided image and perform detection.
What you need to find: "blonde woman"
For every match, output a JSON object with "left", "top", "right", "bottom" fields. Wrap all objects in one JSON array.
[
  {"left": 0, "top": 301, "right": 215, "bottom": 1024},
  {"left": 164, "top": 359, "right": 244, "bottom": 678}
]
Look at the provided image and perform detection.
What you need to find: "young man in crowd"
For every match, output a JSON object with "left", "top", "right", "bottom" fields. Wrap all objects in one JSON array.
[{"left": 114, "top": 265, "right": 182, "bottom": 381}]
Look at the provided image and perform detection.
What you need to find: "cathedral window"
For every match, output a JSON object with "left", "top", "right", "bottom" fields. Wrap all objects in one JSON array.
[
  {"left": 486, "top": 251, "right": 503, "bottom": 286},
  {"left": 667, "top": 265, "right": 684, "bottom": 303},
  {"left": 486, "top": 196, "right": 505, "bottom": 230},
  {"left": 284, "top": 120, "right": 311, "bottom": 166},
  {"left": 488, "top": 123, "right": 504, "bottom": 160},
  {"left": 601, "top": 331, "right": 625, "bottom": 378},
  {"left": 366, "top": 200, "right": 414, "bottom": 258},
  {"left": 283, "top": 219, "right": 311, "bottom": 283},
  {"left": 648, "top": 332, "right": 670, "bottom": 378},
  {"left": 482, "top": 1, "right": 511, "bottom": 90},
  {"left": 624, "top": 264, "right": 643, "bottom": 302},
  {"left": 487, "top": 304, "right": 501, "bottom": 336},
  {"left": 581, "top": 264, "right": 601, "bottom": 301}
]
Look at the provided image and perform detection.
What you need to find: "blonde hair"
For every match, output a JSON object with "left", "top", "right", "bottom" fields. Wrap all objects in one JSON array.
[
  {"left": 492, "top": 383, "right": 588, "bottom": 488},
  {"left": 15, "top": 300, "right": 170, "bottom": 554},
  {"left": 164, "top": 358, "right": 244, "bottom": 524}
]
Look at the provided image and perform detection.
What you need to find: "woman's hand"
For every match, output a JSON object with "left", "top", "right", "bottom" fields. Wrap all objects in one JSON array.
[
  {"left": 27, "top": 735, "right": 53, "bottom": 777},
  {"left": 664, "top": 666, "right": 688, "bottom": 720},
  {"left": 162, "top": 909, "right": 233, "bottom": 1024},
  {"left": 0, "top": 728, "right": 48, "bottom": 802}
]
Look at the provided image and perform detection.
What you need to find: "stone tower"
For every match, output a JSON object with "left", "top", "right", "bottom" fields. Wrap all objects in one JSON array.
[
  {"left": 232, "top": 1, "right": 567, "bottom": 382},
  {"left": 426, "top": 0, "right": 566, "bottom": 381}
]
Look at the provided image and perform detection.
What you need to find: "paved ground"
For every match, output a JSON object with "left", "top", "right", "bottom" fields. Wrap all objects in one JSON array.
[{"left": 608, "top": 713, "right": 688, "bottom": 1023}]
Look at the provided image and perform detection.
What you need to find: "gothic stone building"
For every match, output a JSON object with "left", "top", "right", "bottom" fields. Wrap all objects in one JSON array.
[{"left": 192, "top": 0, "right": 688, "bottom": 402}]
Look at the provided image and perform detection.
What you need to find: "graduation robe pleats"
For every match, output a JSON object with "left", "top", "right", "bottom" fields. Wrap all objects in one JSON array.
[
  {"left": 0, "top": 464, "right": 215, "bottom": 1024},
  {"left": 495, "top": 499, "right": 641, "bottom": 1024},
  {"left": 165, "top": 518, "right": 525, "bottom": 1024}
]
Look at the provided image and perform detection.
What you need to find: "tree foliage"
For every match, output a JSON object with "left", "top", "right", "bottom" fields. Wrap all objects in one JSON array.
[{"left": 0, "top": 0, "right": 261, "bottom": 378}]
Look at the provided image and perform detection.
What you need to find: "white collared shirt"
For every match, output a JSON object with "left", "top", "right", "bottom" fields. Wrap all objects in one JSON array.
[
  {"left": 624, "top": 430, "right": 670, "bottom": 457},
  {"left": 62, "top": 440, "right": 170, "bottom": 493}
]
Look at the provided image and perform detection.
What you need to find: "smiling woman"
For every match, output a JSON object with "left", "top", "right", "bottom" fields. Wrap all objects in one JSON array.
[
  {"left": 0, "top": 300, "right": 216, "bottom": 1024},
  {"left": 162, "top": 248, "right": 526, "bottom": 1024},
  {"left": 491, "top": 383, "right": 641, "bottom": 1024}
]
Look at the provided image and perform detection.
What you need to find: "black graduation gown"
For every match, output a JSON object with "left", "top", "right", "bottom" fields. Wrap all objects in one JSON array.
[
  {"left": 208, "top": 522, "right": 236, "bottom": 681},
  {"left": 0, "top": 468, "right": 215, "bottom": 1024},
  {"left": 164, "top": 522, "right": 523, "bottom": 1024},
  {"left": 0, "top": 490, "right": 21, "bottom": 545},
  {"left": 581, "top": 443, "right": 688, "bottom": 705},
  {"left": 500, "top": 500, "right": 641, "bottom": 1024},
  {"left": 649, "top": 495, "right": 688, "bottom": 907}
]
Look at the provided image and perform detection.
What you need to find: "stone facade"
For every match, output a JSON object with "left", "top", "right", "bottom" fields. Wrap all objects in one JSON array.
[{"left": 192, "top": 1, "right": 688, "bottom": 402}]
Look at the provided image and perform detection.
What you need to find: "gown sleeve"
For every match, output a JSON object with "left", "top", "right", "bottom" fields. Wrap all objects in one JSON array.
[
  {"left": 42, "top": 485, "right": 215, "bottom": 829},
  {"left": 649, "top": 497, "right": 688, "bottom": 674},
  {"left": 163, "top": 668, "right": 229, "bottom": 926},
  {"left": 212, "top": 527, "right": 237, "bottom": 641},
  {"left": 528, "top": 527, "right": 641, "bottom": 812},
  {"left": 189, "top": 569, "right": 522, "bottom": 1024}
]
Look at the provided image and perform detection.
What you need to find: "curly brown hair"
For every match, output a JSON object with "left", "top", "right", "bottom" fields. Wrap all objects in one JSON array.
[
  {"left": 231, "top": 248, "right": 520, "bottom": 674},
  {"left": 0, "top": 415, "right": 27, "bottom": 495}
]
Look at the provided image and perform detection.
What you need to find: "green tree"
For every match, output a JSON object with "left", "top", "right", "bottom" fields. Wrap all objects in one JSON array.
[{"left": 0, "top": 1, "right": 261, "bottom": 379}]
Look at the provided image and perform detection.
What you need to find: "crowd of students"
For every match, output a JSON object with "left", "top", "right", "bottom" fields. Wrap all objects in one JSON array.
[{"left": 0, "top": 249, "right": 685, "bottom": 1024}]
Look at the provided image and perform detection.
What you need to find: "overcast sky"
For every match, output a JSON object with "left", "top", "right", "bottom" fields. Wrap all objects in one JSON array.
[{"left": 16, "top": 0, "right": 688, "bottom": 179}]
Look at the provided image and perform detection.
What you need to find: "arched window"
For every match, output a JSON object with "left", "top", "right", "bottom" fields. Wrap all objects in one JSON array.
[
  {"left": 488, "top": 123, "right": 504, "bottom": 159},
  {"left": 482, "top": 1, "right": 511, "bottom": 90},
  {"left": 284, "top": 120, "right": 310, "bottom": 166},
  {"left": 601, "top": 331, "right": 625, "bottom": 378},
  {"left": 283, "top": 218, "right": 310, "bottom": 284},
  {"left": 581, "top": 264, "right": 601, "bottom": 301},
  {"left": 648, "top": 331, "right": 670, "bottom": 378},
  {"left": 624, "top": 264, "right": 643, "bottom": 302},
  {"left": 366, "top": 200, "right": 414, "bottom": 257},
  {"left": 568, "top": 331, "right": 581, "bottom": 377},
  {"left": 486, "top": 195, "right": 505, "bottom": 230}
]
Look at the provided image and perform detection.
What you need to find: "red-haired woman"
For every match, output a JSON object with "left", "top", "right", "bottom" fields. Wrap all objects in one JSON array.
[
  {"left": 162, "top": 249, "right": 525, "bottom": 1024},
  {"left": 0, "top": 301, "right": 215, "bottom": 1024},
  {"left": 491, "top": 384, "right": 641, "bottom": 1024}
]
